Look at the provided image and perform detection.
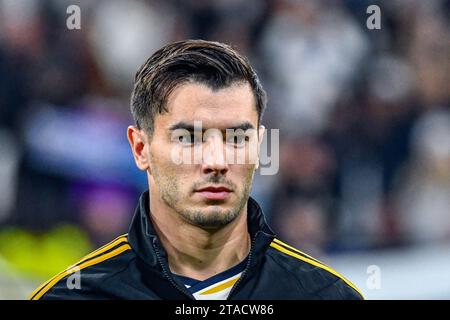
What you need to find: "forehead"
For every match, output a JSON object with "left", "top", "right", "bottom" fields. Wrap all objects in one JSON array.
[{"left": 157, "top": 82, "right": 258, "bottom": 129}]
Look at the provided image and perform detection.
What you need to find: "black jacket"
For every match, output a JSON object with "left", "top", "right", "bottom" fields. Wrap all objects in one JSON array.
[{"left": 30, "top": 191, "right": 364, "bottom": 300}]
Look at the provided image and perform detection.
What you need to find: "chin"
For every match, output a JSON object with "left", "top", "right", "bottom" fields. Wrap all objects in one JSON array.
[
  {"left": 185, "top": 205, "right": 239, "bottom": 229},
  {"left": 193, "top": 216, "right": 236, "bottom": 230}
]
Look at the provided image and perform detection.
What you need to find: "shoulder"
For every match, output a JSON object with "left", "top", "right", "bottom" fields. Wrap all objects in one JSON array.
[
  {"left": 266, "top": 238, "right": 365, "bottom": 300},
  {"left": 29, "top": 234, "right": 133, "bottom": 300}
]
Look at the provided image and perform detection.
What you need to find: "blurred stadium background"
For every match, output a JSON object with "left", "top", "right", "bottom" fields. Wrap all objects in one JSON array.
[{"left": 0, "top": 0, "right": 449, "bottom": 299}]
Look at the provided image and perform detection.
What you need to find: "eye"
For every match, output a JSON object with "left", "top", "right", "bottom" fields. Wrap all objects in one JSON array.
[
  {"left": 227, "top": 133, "right": 248, "bottom": 147},
  {"left": 177, "top": 133, "right": 201, "bottom": 146}
]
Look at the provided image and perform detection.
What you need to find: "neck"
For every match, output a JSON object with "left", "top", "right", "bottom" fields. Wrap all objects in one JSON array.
[{"left": 149, "top": 194, "right": 251, "bottom": 281}]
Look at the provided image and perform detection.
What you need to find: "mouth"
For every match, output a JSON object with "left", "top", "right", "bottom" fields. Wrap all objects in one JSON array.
[{"left": 195, "top": 185, "right": 232, "bottom": 201}]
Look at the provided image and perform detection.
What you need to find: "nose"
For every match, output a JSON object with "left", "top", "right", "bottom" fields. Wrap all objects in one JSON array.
[{"left": 201, "top": 135, "right": 229, "bottom": 176}]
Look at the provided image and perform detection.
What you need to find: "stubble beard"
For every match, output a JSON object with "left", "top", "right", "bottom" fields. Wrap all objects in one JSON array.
[{"left": 153, "top": 166, "right": 255, "bottom": 230}]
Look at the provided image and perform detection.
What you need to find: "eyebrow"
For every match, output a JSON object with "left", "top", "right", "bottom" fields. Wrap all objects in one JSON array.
[{"left": 168, "top": 121, "right": 255, "bottom": 132}]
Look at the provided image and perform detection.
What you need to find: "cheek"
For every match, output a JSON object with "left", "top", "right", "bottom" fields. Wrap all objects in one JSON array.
[
  {"left": 151, "top": 149, "right": 193, "bottom": 184},
  {"left": 231, "top": 164, "right": 256, "bottom": 183}
]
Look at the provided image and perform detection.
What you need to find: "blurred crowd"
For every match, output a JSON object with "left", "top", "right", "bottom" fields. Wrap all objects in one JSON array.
[{"left": 0, "top": 0, "right": 449, "bottom": 281}]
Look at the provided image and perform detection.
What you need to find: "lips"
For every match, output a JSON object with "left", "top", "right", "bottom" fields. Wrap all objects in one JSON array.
[{"left": 196, "top": 186, "right": 232, "bottom": 201}]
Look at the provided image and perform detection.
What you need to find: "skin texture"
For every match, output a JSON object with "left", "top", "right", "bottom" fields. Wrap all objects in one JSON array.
[{"left": 127, "top": 81, "right": 265, "bottom": 280}]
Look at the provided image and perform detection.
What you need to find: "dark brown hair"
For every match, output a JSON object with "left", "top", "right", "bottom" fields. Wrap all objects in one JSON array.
[{"left": 130, "top": 39, "right": 267, "bottom": 134}]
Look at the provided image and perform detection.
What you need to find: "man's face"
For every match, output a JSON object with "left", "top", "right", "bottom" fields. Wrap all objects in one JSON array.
[{"left": 142, "top": 81, "right": 264, "bottom": 230}]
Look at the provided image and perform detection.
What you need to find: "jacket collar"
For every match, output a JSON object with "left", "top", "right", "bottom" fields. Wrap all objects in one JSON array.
[{"left": 127, "top": 190, "right": 276, "bottom": 271}]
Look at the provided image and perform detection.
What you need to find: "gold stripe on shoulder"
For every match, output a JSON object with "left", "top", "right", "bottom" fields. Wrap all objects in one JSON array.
[
  {"left": 72, "top": 234, "right": 128, "bottom": 267},
  {"left": 270, "top": 242, "right": 364, "bottom": 299},
  {"left": 29, "top": 242, "right": 131, "bottom": 300},
  {"left": 273, "top": 238, "right": 323, "bottom": 264},
  {"left": 29, "top": 234, "right": 128, "bottom": 300}
]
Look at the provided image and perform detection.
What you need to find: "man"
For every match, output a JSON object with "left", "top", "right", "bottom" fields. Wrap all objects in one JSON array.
[{"left": 29, "top": 40, "right": 363, "bottom": 300}]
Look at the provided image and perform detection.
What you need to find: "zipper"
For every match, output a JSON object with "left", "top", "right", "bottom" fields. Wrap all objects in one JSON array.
[
  {"left": 152, "top": 237, "right": 195, "bottom": 300},
  {"left": 226, "top": 232, "right": 259, "bottom": 300}
]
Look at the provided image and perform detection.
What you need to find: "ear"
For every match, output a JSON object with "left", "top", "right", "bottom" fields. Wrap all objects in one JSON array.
[
  {"left": 127, "top": 125, "right": 150, "bottom": 171},
  {"left": 255, "top": 125, "right": 266, "bottom": 169}
]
